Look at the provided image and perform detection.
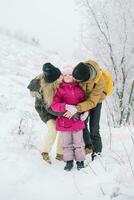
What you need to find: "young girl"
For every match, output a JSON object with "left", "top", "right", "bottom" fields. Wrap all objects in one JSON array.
[{"left": 51, "top": 67, "right": 86, "bottom": 171}]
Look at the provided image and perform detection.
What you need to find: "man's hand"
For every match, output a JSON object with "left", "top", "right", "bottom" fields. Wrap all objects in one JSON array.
[
  {"left": 63, "top": 111, "right": 73, "bottom": 119},
  {"left": 72, "top": 113, "right": 80, "bottom": 120},
  {"left": 80, "top": 111, "right": 89, "bottom": 121}
]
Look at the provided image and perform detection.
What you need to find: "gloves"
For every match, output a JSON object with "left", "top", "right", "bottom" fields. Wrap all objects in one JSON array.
[
  {"left": 80, "top": 111, "right": 89, "bottom": 121},
  {"left": 36, "top": 92, "right": 42, "bottom": 99},
  {"left": 65, "top": 104, "right": 77, "bottom": 115},
  {"left": 72, "top": 113, "right": 80, "bottom": 120},
  {"left": 30, "top": 91, "right": 41, "bottom": 98}
]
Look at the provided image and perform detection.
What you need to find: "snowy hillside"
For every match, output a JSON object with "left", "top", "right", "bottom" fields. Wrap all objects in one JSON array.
[{"left": 0, "top": 33, "right": 134, "bottom": 200}]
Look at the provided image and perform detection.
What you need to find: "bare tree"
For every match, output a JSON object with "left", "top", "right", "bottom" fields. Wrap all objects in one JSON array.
[{"left": 76, "top": 0, "right": 134, "bottom": 126}]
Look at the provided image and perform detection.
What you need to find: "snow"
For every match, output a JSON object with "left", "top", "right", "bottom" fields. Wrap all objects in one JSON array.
[{"left": 0, "top": 33, "right": 134, "bottom": 200}]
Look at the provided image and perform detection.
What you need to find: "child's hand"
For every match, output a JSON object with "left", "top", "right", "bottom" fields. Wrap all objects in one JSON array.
[
  {"left": 63, "top": 111, "right": 73, "bottom": 119},
  {"left": 80, "top": 111, "right": 89, "bottom": 121}
]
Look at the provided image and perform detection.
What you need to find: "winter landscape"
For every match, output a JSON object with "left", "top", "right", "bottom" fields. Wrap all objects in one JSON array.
[{"left": 0, "top": 0, "right": 134, "bottom": 200}]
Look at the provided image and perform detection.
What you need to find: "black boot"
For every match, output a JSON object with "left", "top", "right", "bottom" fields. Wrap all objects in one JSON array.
[
  {"left": 91, "top": 152, "right": 101, "bottom": 161},
  {"left": 64, "top": 160, "right": 74, "bottom": 171},
  {"left": 76, "top": 161, "right": 84, "bottom": 170}
]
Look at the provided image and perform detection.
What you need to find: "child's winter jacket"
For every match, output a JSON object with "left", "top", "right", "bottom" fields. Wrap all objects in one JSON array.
[{"left": 51, "top": 82, "right": 85, "bottom": 131}]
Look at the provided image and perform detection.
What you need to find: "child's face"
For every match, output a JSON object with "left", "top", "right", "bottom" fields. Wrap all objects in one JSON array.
[{"left": 63, "top": 74, "right": 74, "bottom": 83}]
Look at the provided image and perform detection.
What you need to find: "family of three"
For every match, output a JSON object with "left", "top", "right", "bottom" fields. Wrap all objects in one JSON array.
[{"left": 27, "top": 60, "right": 106, "bottom": 171}]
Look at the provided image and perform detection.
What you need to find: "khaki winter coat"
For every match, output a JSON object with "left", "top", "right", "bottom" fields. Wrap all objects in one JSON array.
[{"left": 76, "top": 60, "right": 106, "bottom": 112}]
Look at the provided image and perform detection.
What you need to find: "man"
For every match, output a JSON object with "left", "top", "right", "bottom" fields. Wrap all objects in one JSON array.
[{"left": 64, "top": 60, "right": 106, "bottom": 160}]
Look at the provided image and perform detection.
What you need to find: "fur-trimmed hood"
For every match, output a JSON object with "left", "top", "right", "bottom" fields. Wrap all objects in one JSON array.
[{"left": 28, "top": 73, "right": 59, "bottom": 107}]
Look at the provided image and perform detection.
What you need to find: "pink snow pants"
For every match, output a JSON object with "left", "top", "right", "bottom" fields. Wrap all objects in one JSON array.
[{"left": 61, "top": 130, "right": 85, "bottom": 162}]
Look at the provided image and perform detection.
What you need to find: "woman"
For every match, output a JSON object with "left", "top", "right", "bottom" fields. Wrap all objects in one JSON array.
[{"left": 27, "top": 63, "right": 64, "bottom": 164}]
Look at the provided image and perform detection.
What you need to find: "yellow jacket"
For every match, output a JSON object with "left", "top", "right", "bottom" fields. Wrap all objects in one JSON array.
[{"left": 76, "top": 60, "right": 106, "bottom": 112}]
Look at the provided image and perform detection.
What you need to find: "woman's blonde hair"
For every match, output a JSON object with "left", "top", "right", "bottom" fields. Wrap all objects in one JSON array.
[{"left": 40, "top": 76, "right": 59, "bottom": 107}]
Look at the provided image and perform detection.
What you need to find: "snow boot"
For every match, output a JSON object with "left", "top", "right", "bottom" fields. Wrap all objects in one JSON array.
[
  {"left": 91, "top": 152, "right": 101, "bottom": 161},
  {"left": 76, "top": 161, "right": 84, "bottom": 170},
  {"left": 64, "top": 160, "right": 74, "bottom": 171},
  {"left": 41, "top": 152, "right": 52, "bottom": 164},
  {"left": 55, "top": 153, "right": 63, "bottom": 161}
]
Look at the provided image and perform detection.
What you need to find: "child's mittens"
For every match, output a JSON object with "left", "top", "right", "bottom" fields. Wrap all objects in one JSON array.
[
  {"left": 80, "top": 111, "right": 89, "bottom": 121},
  {"left": 65, "top": 104, "right": 77, "bottom": 115}
]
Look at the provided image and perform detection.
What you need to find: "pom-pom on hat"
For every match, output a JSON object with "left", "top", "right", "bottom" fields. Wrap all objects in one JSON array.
[{"left": 42, "top": 63, "right": 61, "bottom": 83}]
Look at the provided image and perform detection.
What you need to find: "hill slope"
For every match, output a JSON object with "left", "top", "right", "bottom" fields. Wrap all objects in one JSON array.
[{"left": 0, "top": 33, "right": 134, "bottom": 200}]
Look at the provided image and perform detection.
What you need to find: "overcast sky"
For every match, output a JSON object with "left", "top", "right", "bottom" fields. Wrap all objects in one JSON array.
[{"left": 0, "top": 0, "right": 82, "bottom": 60}]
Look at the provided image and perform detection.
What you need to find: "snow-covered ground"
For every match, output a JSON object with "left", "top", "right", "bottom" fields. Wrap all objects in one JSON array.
[{"left": 0, "top": 33, "right": 134, "bottom": 200}]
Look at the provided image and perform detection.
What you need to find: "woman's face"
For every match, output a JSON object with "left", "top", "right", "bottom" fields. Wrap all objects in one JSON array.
[
  {"left": 63, "top": 74, "right": 74, "bottom": 83},
  {"left": 57, "top": 74, "right": 63, "bottom": 83}
]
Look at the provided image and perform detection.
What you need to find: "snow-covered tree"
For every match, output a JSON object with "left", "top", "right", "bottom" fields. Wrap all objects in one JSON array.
[{"left": 76, "top": 0, "right": 134, "bottom": 126}]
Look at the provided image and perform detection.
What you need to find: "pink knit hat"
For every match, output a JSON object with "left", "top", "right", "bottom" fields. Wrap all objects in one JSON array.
[{"left": 62, "top": 67, "right": 73, "bottom": 75}]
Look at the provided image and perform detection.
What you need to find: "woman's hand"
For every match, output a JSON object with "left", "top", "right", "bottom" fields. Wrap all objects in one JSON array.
[{"left": 63, "top": 111, "right": 73, "bottom": 119}]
